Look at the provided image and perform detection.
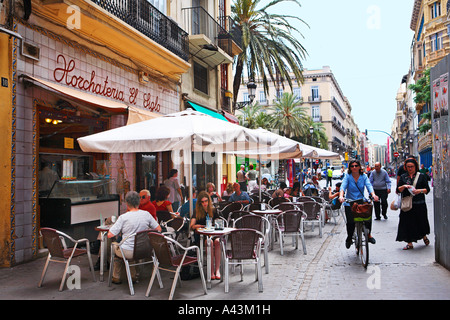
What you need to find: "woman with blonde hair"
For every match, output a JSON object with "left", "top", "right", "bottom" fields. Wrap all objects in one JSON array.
[
  {"left": 206, "top": 182, "right": 222, "bottom": 203},
  {"left": 190, "top": 191, "right": 221, "bottom": 280}
]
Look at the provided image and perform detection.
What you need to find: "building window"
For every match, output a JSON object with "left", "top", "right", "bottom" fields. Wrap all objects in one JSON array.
[
  {"left": 194, "top": 62, "right": 208, "bottom": 94},
  {"left": 276, "top": 88, "right": 283, "bottom": 100},
  {"left": 293, "top": 87, "right": 301, "bottom": 100},
  {"left": 243, "top": 92, "right": 249, "bottom": 102},
  {"left": 430, "top": 32, "right": 443, "bottom": 52},
  {"left": 430, "top": 1, "right": 441, "bottom": 19},
  {"left": 311, "top": 105, "right": 320, "bottom": 121},
  {"left": 311, "top": 86, "right": 319, "bottom": 101},
  {"left": 259, "top": 91, "right": 266, "bottom": 103}
]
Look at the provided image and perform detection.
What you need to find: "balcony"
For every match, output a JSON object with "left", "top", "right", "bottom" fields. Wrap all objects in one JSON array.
[
  {"left": 308, "top": 95, "right": 322, "bottom": 102},
  {"left": 182, "top": 7, "right": 234, "bottom": 67},
  {"left": 38, "top": 0, "right": 190, "bottom": 81},
  {"left": 331, "top": 97, "right": 346, "bottom": 119}
]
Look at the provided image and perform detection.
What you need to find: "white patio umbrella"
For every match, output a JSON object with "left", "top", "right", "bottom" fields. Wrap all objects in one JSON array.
[{"left": 78, "top": 109, "right": 283, "bottom": 215}]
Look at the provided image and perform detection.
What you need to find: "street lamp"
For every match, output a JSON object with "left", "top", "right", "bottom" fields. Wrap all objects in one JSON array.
[
  {"left": 235, "top": 79, "right": 257, "bottom": 109},
  {"left": 309, "top": 126, "right": 314, "bottom": 146}
]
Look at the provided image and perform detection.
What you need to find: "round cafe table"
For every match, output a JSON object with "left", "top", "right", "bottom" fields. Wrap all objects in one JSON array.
[
  {"left": 251, "top": 209, "right": 282, "bottom": 250},
  {"left": 95, "top": 225, "right": 110, "bottom": 282},
  {"left": 195, "top": 227, "right": 235, "bottom": 289}
]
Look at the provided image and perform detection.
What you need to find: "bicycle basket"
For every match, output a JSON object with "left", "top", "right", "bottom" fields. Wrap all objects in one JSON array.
[{"left": 351, "top": 202, "right": 373, "bottom": 219}]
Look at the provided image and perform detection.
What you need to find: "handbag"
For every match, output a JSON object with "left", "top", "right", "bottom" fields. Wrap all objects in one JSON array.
[
  {"left": 349, "top": 175, "right": 373, "bottom": 219},
  {"left": 401, "top": 173, "right": 420, "bottom": 212}
]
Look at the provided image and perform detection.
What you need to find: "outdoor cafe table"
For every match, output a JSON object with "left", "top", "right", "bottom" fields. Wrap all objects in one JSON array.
[
  {"left": 251, "top": 209, "right": 282, "bottom": 250},
  {"left": 95, "top": 224, "right": 110, "bottom": 282},
  {"left": 195, "top": 227, "right": 235, "bottom": 289}
]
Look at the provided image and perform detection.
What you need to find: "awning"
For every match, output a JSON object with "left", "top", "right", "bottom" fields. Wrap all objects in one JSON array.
[
  {"left": 186, "top": 101, "right": 228, "bottom": 122},
  {"left": 126, "top": 106, "right": 162, "bottom": 125},
  {"left": 21, "top": 75, "right": 128, "bottom": 112},
  {"left": 222, "top": 110, "right": 239, "bottom": 124}
]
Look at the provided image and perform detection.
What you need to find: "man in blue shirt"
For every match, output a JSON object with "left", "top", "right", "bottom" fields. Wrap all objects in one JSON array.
[
  {"left": 228, "top": 182, "right": 251, "bottom": 205},
  {"left": 369, "top": 162, "right": 391, "bottom": 220}
]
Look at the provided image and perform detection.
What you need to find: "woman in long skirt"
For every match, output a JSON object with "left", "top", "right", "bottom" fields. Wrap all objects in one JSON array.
[{"left": 396, "top": 158, "right": 431, "bottom": 250}]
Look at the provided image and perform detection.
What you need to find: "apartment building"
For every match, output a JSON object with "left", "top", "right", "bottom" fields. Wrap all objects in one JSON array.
[{"left": 236, "top": 67, "right": 360, "bottom": 158}]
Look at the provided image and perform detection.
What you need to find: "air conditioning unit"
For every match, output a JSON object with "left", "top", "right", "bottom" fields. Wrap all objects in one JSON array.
[{"left": 21, "top": 42, "right": 40, "bottom": 61}]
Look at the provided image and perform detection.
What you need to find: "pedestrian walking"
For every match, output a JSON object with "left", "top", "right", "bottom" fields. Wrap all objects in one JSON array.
[
  {"left": 236, "top": 165, "right": 248, "bottom": 191},
  {"left": 246, "top": 163, "right": 258, "bottom": 191},
  {"left": 369, "top": 162, "right": 391, "bottom": 220},
  {"left": 395, "top": 158, "right": 431, "bottom": 250},
  {"left": 326, "top": 167, "right": 333, "bottom": 188},
  {"left": 339, "top": 160, "right": 379, "bottom": 249}
]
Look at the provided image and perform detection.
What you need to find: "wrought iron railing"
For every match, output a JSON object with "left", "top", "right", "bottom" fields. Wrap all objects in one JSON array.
[
  {"left": 91, "top": 0, "right": 189, "bottom": 61},
  {"left": 182, "top": 7, "right": 233, "bottom": 56}
]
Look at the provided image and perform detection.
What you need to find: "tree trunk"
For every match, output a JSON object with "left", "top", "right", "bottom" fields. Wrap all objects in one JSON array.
[{"left": 233, "top": 59, "right": 244, "bottom": 110}]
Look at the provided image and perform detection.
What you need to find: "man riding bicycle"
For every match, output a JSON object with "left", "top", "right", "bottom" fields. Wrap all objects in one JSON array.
[{"left": 339, "top": 160, "right": 379, "bottom": 249}]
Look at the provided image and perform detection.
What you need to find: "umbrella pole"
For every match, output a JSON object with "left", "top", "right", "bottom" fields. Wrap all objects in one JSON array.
[
  {"left": 258, "top": 155, "right": 262, "bottom": 202},
  {"left": 189, "top": 137, "right": 193, "bottom": 218}
]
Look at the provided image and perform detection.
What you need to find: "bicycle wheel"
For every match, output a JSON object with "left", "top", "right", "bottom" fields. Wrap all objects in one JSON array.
[
  {"left": 353, "top": 224, "right": 360, "bottom": 256},
  {"left": 359, "top": 225, "right": 369, "bottom": 268}
]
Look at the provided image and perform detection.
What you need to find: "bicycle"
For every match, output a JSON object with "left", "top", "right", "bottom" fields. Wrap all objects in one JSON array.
[{"left": 343, "top": 198, "right": 373, "bottom": 268}]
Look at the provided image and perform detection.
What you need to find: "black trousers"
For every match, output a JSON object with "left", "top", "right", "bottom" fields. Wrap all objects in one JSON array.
[
  {"left": 344, "top": 205, "right": 373, "bottom": 241},
  {"left": 373, "top": 189, "right": 388, "bottom": 218}
]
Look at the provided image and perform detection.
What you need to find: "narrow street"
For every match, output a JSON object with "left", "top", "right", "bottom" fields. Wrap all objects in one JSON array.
[{"left": 0, "top": 178, "right": 448, "bottom": 302}]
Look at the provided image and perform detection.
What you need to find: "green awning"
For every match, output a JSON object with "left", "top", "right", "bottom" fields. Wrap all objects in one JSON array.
[{"left": 186, "top": 101, "right": 227, "bottom": 121}]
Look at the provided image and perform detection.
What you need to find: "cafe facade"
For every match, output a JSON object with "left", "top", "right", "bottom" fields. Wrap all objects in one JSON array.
[{"left": 0, "top": 1, "right": 193, "bottom": 266}]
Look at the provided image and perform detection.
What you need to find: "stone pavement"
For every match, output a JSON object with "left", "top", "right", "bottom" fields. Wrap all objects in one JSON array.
[{"left": 0, "top": 178, "right": 449, "bottom": 302}]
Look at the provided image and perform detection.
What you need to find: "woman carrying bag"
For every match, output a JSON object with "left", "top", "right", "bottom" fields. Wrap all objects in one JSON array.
[{"left": 396, "top": 158, "right": 431, "bottom": 250}]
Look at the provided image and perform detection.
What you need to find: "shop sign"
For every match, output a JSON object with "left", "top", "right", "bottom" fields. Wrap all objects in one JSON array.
[
  {"left": 53, "top": 54, "right": 170, "bottom": 112},
  {"left": 64, "top": 137, "right": 74, "bottom": 149}
]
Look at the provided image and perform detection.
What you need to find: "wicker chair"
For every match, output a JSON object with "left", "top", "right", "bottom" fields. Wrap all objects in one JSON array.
[
  {"left": 302, "top": 201, "right": 323, "bottom": 237},
  {"left": 108, "top": 229, "right": 162, "bottom": 295},
  {"left": 218, "top": 202, "right": 243, "bottom": 221},
  {"left": 275, "top": 210, "right": 307, "bottom": 255},
  {"left": 38, "top": 227, "right": 96, "bottom": 291},
  {"left": 268, "top": 197, "right": 290, "bottom": 209},
  {"left": 145, "top": 232, "right": 206, "bottom": 300},
  {"left": 233, "top": 215, "right": 271, "bottom": 274},
  {"left": 221, "top": 229, "right": 264, "bottom": 293}
]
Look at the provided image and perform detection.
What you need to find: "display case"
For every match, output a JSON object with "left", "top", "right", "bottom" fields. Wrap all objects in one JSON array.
[{"left": 39, "top": 179, "right": 120, "bottom": 240}]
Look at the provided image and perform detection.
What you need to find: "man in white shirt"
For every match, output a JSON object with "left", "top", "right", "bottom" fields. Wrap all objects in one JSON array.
[{"left": 108, "top": 191, "right": 161, "bottom": 284}]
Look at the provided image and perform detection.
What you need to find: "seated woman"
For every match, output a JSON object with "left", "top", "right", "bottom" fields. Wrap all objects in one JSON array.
[
  {"left": 206, "top": 182, "right": 222, "bottom": 204},
  {"left": 190, "top": 191, "right": 221, "bottom": 280},
  {"left": 328, "top": 182, "right": 342, "bottom": 210},
  {"left": 272, "top": 182, "right": 288, "bottom": 198},
  {"left": 152, "top": 185, "right": 174, "bottom": 213}
]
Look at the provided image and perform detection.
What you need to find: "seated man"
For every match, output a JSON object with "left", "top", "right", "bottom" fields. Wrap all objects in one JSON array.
[
  {"left": 139, "top": 189, "right": 157, "bottom": 221},
  {"left": 108, "top": 191, "right": 161, "bottom": 284},
  {"left": 228, "top": 182, "right": 251, "bottom": 205},
  {"left": 179, "top": 187, "right": 196, "bottom": 219}
]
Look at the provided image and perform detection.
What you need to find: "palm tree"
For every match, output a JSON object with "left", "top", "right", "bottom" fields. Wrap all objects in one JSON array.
[
  {"left": 232, "top": 0, "right": 308, "bottom": 106},
  {"left": 270, "top": 92, "right": 308, "bottom": 138},
  {"left": 304, "top": 117, "right": 328, "bottom": 148},
  {"left": 236, "top": 102, "right": 263, "bottom": 129}
]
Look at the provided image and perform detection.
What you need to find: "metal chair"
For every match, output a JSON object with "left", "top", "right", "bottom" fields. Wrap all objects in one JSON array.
[
  {"left": 156, "top": 210, "right": 173, "bottom": 223},
  {"left": 268, "top": 197, "right": 290, "bottom": 209},
  {"left": 218, "top": 202, "right": 243, "bottom": 221},
  {"left": 146, "top": 232, "right": 207, "bottom": 300},
  {"left": 274, "top": 210, "right": 307, "bottom": 255},
  {"left": 228, "top": 210, "right": 251, "bottom": 226},
  {"left": 221, "top": 229, "right": 264, "bottom": 293},
  {"left": 302, "top": 201, "right": 323, "bottom": 237},
  {"left": 38, "top": 227, "right": 96, "bottom": 291},
  {"left": 108, "top": 229, "right": 163, "bottom": 295},
  {"left": 233, "top": 215, "right": 271, "bottom": 274}
]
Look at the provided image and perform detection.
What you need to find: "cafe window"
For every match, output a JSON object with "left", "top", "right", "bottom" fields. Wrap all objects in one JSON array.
[
  {"left": 136, "top": 153, "right": 158, "bottom": 201},
  {"left": 192, "top": 152, "right": 217, "bottom": 192}
]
